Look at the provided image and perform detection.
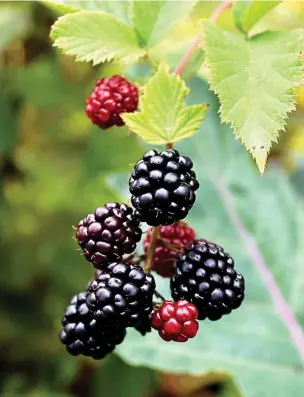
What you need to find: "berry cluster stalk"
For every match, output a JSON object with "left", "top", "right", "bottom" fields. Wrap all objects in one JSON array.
[
  {"left": 174, "top": 0, "right": 232, "bottom": 77},
  {"left": 143, "top": 1, "right": 232, "bottom": 274}
]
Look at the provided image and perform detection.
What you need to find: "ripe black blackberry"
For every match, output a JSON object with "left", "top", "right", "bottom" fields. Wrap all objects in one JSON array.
[
  {"left": 76, "top": 202, "right": 142, "bottom": 269},
  {"left": 59, "top": 290, "right": 126, "bottom": 359},
  {"left": 86, "top": 261, "right": 156, "bottom": 327},
  {"left": 129, "top": 149, "right": 199, "bottom": 226},
  {"left": 170, "top": 239, "right": 245, "bottom": 321}
]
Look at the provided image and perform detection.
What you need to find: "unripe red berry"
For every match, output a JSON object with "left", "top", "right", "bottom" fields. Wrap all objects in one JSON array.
[
  {"left": 151, "top": 300, "right": 199, "bottom": 342},
  {"left": 86, "top": 75, "right": 138, "bottom": 129},
  {"left": 144, "top": 223, "right": 195, "bottom": 277}
]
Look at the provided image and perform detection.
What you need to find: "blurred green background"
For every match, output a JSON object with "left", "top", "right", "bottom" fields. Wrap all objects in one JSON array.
[{"left": 0, "top": 1, "right": 304, "bottom": 397}]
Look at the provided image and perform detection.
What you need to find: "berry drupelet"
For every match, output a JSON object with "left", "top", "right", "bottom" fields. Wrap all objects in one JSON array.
[
  {"left": 76, "top": 202, "right": 142, "bottom": 269},
  {"left": 86, "top": 75, "right": 138, "bottom": 129},
  {"left": 170, "top": 239, "right": 245, "bottom": 321},
  {"left": 86, "top": 261, "right": 156, "bottom": 327},
  {"left": 59, "top": 290, "right": 126, "bottom": 359},
  {"left": 151, "top": 300, "right": 199, "bottom": 342},
  {"left": 130, "top": 149, "right": 199, "bottom": 226},
  {"left": 144, "top": 222, "right": 195, "bottom": 277}
]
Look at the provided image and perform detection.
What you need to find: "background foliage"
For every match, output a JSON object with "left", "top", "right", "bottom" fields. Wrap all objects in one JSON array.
[{"left": 0, "top": 1, "right": 304, "bottom": 397}]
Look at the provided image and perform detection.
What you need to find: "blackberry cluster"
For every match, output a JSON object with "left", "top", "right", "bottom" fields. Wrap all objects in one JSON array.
[
  {"left": 144, "top": 223, "right": 195, "bottom": 277},
  {"left": 170, "top": 240, "right": 245, "bottom": 320},
  {"left": 60, "top": 93, "right": 246, "bottom": 352},
  {"left": 130, "top": 149, "right": 199, "bottom": 226},
  {"left": 86, "top": 262, "right": 156, "bottom": 327},
  {"left": 59, "top": 291, "right": 126, "bottom": 359},
  {"left": 86, "top": 75, "right": 138, "bottom": 129},
  {"left": 76, "top": 202, "right": 142, "bottom": 269}
]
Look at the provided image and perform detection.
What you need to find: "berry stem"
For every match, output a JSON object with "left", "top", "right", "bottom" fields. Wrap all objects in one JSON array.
[
  {"left": 144, "top": 225, "right": 160, "bottom": 273},
  {"left": 154, "top": 290, "right": 166, "bottom": 302},
  {"left": 174, "top": 0, "right": 232, "bottom": 77},
  {"left": 144, "top": 143, "right": 175, "bottom": 272}
]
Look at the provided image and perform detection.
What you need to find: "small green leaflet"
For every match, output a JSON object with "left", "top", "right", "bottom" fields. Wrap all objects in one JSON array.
[
  {"left": 122, "top": 63, "right": 208, "bottom": 145},
  {"left": 50, "top": 11, "right": 146, "bottom": 65},
  {"left": 132, "top": 0, "right": 196, "bottom": 47},
  {"left": 203, "top": 22, "right": 304, "bottom": 174},
  {"left": 233, "top": 0, "right": 281, "bottom": 34}
]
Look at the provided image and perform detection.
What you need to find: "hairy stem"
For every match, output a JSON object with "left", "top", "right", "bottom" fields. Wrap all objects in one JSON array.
[
  {"left": 144, "top": 225, "right": 160, "bottom": 272},
  {"left": 142, "top": 2, "right": 233, "bottom": 272},
  {"left": 174, "top": 0, "right": 232, "bottom": 77},
  {"left": 154, "top": 290, "right": 166, "bottom": 302}
]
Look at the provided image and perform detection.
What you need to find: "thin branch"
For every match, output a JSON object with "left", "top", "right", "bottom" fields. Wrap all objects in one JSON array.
[
  {"left": 144, "top": 226, "right": 160, "bottom": 273},
  {"left": 174, "top": 0, "right": 232, "bottom": 77},
  {"left": 215, "top": 178, "right": 304, "bottom": 361},
  {"left": 154, "top": 290, "right": 166, "bottom": 302}
]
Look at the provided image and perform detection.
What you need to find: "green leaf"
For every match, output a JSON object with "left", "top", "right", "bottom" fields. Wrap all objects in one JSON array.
[
  {"left": 41, "top": 0, "right": 131, "bottom": 24},
  {"left": 122, "top": 63, "right": 208, "bottom": 144},
  {"left": 117, "top": 77, "right": 304, "bottom": 397},
  {"left": 0, "top": 6, "right": 30, "bottom": 51},
  {"left": 233, "top": 1, "right": 281, "bottom": 34},
  {"left": 203, "top": 22, "right": 304, "bottom": 173},
  {"left": 50, "top": 11, "right": 146, "bottom": 65},
  {"left": 132, "top": 0, "right": 196, "bottom": 47}
]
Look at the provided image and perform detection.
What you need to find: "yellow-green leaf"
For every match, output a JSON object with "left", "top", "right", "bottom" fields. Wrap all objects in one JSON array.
[
  {"left": 122, "top": 63, "right": 208, "bottom": 145},
  {"left": 50, "top": 11, "right": 146, "bottom": 65},
  {"left": 203, "top": 22, "right": 304, "bottom": 173}
]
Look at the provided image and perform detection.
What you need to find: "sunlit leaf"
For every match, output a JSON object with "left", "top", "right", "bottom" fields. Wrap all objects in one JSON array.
[
  {"left": 50, "top": 11, "right": 146, "bottom": 65},
  {"left": 122, "top": 63, "right": 208, "bottom": 144},
  {"left": 233, "top": 0, "right": 281, "bottom": 34},
  {"left": 203, "top": 22, "right": 304, "bottom": 173}
]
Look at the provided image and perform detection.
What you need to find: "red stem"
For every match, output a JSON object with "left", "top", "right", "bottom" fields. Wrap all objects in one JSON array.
[{"left": 174, "top": 1, "right": 232, "bottom": 77}]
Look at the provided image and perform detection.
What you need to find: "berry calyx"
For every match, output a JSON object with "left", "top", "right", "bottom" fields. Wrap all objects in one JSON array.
[
  {"left": 76, "top": 202, "right": 142, "bottom": 269},
  {"left": 129, "top": 149, "right": 199, "bottom": 226},
  {"left": 86, "top": 261, "right": 156, "bottom": 327},
  {"left": 170, "top": 239, "right": 245, "bottom": 321},
  {"left": 151, "top": 300, "right": 199, "bottom": 342},
  {"left": 144, "top": 222, "right": 195, "bottom": 277},
  {"left": 86, "top": 75, "right": 138, "bottom": 129}
]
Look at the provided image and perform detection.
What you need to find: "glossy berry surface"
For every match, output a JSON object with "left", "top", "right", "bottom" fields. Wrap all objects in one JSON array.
[
  {"left": 86, "top": 262, "right": 156, "bottom": 327},
  {"left": 86, "top": 75, "right": 138, "bottom": 129},
  {"left": 151, "top": 300, "right": 199, "bottom": 342},
  {"left": 59, "top": 290, "right": 126, "bottom": 359},
  {"left": 170, "top": 239, "right": 245, "bottom": 321},
  {"left": 144, "top": 223, "right": 195, "bottom": 277},
  {"left": 76, "top": 202, "right": 142, "bottom": 269},
  {"left": 130, "top": 149, "right": 199, "bottom": 226}
]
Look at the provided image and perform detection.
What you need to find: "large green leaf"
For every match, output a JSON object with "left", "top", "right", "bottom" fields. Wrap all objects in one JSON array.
[
  {"left": 117, "top": 77, "right": 304, "bottom": 397},
  {"left": 42, "top": 0, "right": 131, "bottom": 24},
  {"left": 122, "top": 63, "right": 208, "bottom": 144},
  {"left": 203, "top": 22, "right": 304, "bottom": 173},
  {"left": 0, "top": 6, "right": 30, "bottom": 51},
  {"left": 50, "top": 11, "right": 146, "bottom": 65},
  {"left": 132, "top": 0, "right": 196, "bottom": 47},
  {"left": 233, "top": 0, "right": 281, "bottom": 34}
]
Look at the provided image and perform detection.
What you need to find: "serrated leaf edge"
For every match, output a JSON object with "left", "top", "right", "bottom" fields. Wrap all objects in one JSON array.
[
  {"left": 202, "top": 22, "right": 304, "bottom": 174},
  {"left": 50, "top": 11, "right": 146, "bottom": 65}
]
